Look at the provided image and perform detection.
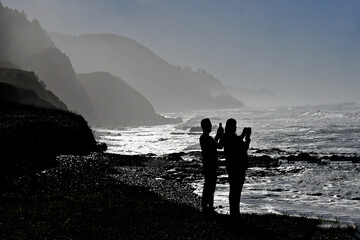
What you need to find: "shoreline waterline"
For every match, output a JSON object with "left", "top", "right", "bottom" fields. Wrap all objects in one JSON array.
[
  {"left": 93, "top": 103, "right": 360, "bottom": 225},
  {"left": 0, "top": 152, "right": 351, "bottom": 239},
  {"left": 101, "top": 149, "right": 360, "bottom": 226}
]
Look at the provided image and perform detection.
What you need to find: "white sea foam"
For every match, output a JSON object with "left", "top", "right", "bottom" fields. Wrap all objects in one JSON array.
[{"left": 94, "top": 102, "right": 360, "bottom": 223}]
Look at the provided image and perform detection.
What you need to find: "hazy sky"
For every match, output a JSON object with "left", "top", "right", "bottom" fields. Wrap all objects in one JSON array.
[{"left": 3, "top": 0, "right": 360, "bottom": 105}]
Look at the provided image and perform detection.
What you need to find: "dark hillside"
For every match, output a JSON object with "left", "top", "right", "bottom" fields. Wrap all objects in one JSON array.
[
  {"left": 24, "top": 48, "right": 95, "bottom": 121},
  {"left": 0, "top": 61, "right": 18, "bottom": 69},
  {"left": 0, "top": 67, "right": 67, "bottom": 110},
  {"left": 0, "top": 101, "right": 98, "bottom": 191},
  {"left": 0, "top": 3, "right": 54, "bottom": 65},
  {"left": 77, "top": 72, "right": 182, "bottom": 127},
  {"left": 0, "top": 82, "right": 55, "bottom": 109},
  {"left": 50, "top": 33, "right": 244, "bottom": 112},
  {"left": 0, "top": 5, "right": 95, "bottom": 122}
]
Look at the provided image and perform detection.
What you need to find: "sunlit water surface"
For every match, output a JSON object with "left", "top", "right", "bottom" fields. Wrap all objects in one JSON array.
[{"left": 94, "top": 103, "right": 360, "bottom": 223}]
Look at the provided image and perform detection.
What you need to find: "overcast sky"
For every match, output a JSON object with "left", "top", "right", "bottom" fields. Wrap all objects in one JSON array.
[{"left": 2, "top": 0, "right": 360, "bottom": 105}]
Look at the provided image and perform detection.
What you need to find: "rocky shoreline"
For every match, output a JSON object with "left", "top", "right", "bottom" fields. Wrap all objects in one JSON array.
[
  {"left": 0, "top": 151, "right": 353, "bottom": 239},
  {"left": 12, "top": 152, "right": 203, "bottom": 208}
]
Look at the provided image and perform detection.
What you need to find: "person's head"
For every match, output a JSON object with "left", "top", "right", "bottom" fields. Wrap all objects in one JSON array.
[
  {"left": 201, "top": 118, "right": 212, "bottom": 134},
  {"left": 225, "top": 118, "right": 237, "bottom": 134}
]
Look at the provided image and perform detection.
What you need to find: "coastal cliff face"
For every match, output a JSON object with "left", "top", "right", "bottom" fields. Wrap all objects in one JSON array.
[
  {"left": 0, "top": 4, "right": 100, "bottom": 189},
  {"left": 50, "top": 33, "right": 244, "bottom": 112},
  {"left": 0, "top": 4, "right": 95, "bottom": 121},
  {"left": 0, "top": 67, "right": 67, "bottom": 110},
  {"left": 0, "top": 3, "right": 54, "bottom": 65},
  {"left": 0, "top": 101, "right": 98, "bottom": 190},
  {"left": 0, "top": 82, "right": 56, "bottom": 109},
  {"left": 23, "top": 48, "right": 96, "bottom": 122},
  {"left": 0, "top": 5, "right": 184, "bottom": 127},
  {"left": 77, "top": 72, "right": 182, "bottom": 127}
]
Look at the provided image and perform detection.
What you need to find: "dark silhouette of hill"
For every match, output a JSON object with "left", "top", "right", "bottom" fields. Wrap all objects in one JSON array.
[
  {"left": 0, "top": 82, "right": 55, "bottom": 109},
  {"left": 0, "top": 5, "right": 96, "bottom": 122},
  {"left": 0, "top": 67, "right": 67, "bottom": 110},
  {"left": 0, "top": 3, "right": 54, "bottom": 65},
  {"left": 23, "top": 48, "right": 96, "bottom": 122},
  {"left": 50, "top": 33, "right": 244, "bottom": 112},
  {"left": 0, "top": 4, "right": 183, "bottom": 127},
  {"left": 0, "top": 100, "right": 98, "bottom": 191},
  {"left": 77, "top": 72, "right": 182, "bottom": 127},
  {"left": 0, "top": 61, "right": 18, "bottom": 69}
]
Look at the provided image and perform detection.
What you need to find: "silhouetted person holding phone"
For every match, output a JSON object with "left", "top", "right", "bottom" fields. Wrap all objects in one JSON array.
[
  {"left": 199, "top": 118, "right": 224, "bottom": 213},
  {"left": 220, "top": 118, "right": 251, "bottom": 219}
]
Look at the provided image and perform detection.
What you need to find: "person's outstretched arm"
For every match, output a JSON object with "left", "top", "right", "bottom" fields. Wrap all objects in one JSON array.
[
  {"left": 244, "top": 128, "right": 251, "bottom": 150},
  {"left": 239, "top": 127, "right": 251, "bottom": 150},
  {"left": 215, "top": 125, "right": 224, "bottom": 149}
]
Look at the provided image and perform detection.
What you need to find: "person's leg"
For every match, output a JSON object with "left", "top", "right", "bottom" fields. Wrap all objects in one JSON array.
[
  {"left": 229, "top": 175, "right": 240, "bottom": 218},
  {"left": 238, "top": 170, "right": 246, "bottom": 214},
  {"left": 202, "top": 176, "right": 210, "bottom": 210},
  {"left": 208, "top": 171, "right": 217, "bottom": 210}
]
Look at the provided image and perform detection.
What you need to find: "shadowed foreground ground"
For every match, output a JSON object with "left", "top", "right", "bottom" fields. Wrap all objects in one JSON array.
[{"left": 0, "top": 153, "right": 349, "bottom": 239}]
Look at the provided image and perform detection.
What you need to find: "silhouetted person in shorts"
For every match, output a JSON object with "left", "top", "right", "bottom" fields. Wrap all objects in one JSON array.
[
  {"left": 199, "top": 118, "right": 223, "bottom": 213},
  {"left": 220, "top": 118, "right": 251, "bottom": 219}
]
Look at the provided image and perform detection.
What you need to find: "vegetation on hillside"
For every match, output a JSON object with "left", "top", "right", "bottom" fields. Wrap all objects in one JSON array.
[
  {"left": 0, "top": 2, "right": 54, "bottom": 64},
  {"left": 0, "top": 67, "right": 67, "bottom": 109},
  {"left": 0, "top": 101, "right": 98, "bottom": 191}
]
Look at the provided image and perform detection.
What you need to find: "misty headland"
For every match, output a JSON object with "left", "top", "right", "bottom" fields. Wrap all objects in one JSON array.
[{"left": 0, "top": 1, "right": 359, "bottom": 239}]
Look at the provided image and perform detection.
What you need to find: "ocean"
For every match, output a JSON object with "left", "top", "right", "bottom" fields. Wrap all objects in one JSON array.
[{"left": 94, "top": 102, "right": 360, "bottom": 224}]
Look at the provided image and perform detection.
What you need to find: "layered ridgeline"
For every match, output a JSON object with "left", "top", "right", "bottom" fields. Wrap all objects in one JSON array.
[
  {"left": 23, "top": 47, "right": 96, "bottom": 122},
  {"left": 50, "top": 33, "right": 245, "bottom": 112},
  {"left": 0, "top": 3, "right": 176, "bottom": 126},
  {"left": 0, "top": 67, "right": 67, "bottom": 109},
  {"left": 77, "top": 72, "right": 181, "bottom": 126},
  {"left": 0, "top": 4, "right": 55, "bottom": 64},
  {"left": 0, "top": 67, "right": 100, "bottom": 189},
  {"left": 0, "top": 3, "right": 93, "bottom": 117}
]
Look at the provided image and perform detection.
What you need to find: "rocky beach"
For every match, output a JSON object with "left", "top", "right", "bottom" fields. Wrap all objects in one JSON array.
[
  {"left": 0, "top": 99, "right": 356, "bottom": 239},
  {"left": 0, "top": 150, "right": 352, "bottom": 239},
  {"left": 1, "top": 2, "right": 359, "bottom": 239}
]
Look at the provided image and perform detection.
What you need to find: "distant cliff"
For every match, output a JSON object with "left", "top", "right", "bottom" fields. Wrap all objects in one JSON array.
[
  {"left": 77, "top": 72, "right": 182, "bottom": 127},
  {"left": 0, "top": 4, "right": 96, "bottom": 122},
  {"left": 0, "top": 67, "right": 67, "bottom": 110},
  {"left": 0, "top": 4, "right": 185, "bottom": 126},
  {"left": 50, "top": 33, "right": 244, "bottom": 112},
  {"left": 24, "top": 48, "right": 96, "bottom": 121},
  {"left": 227, "top": 86, "right": 286, "bottom": 107},
  {"left": 0, "top": 3, "right": 54, "bottom": 65}
]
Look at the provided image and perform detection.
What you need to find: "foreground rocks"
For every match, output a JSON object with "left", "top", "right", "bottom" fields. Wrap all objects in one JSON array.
[
  {"left": 12, "top": 152, "right": 203, "bottom": 209},
  {"left": 0, "top": 152, "right": 350, "bottom": 239}
]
